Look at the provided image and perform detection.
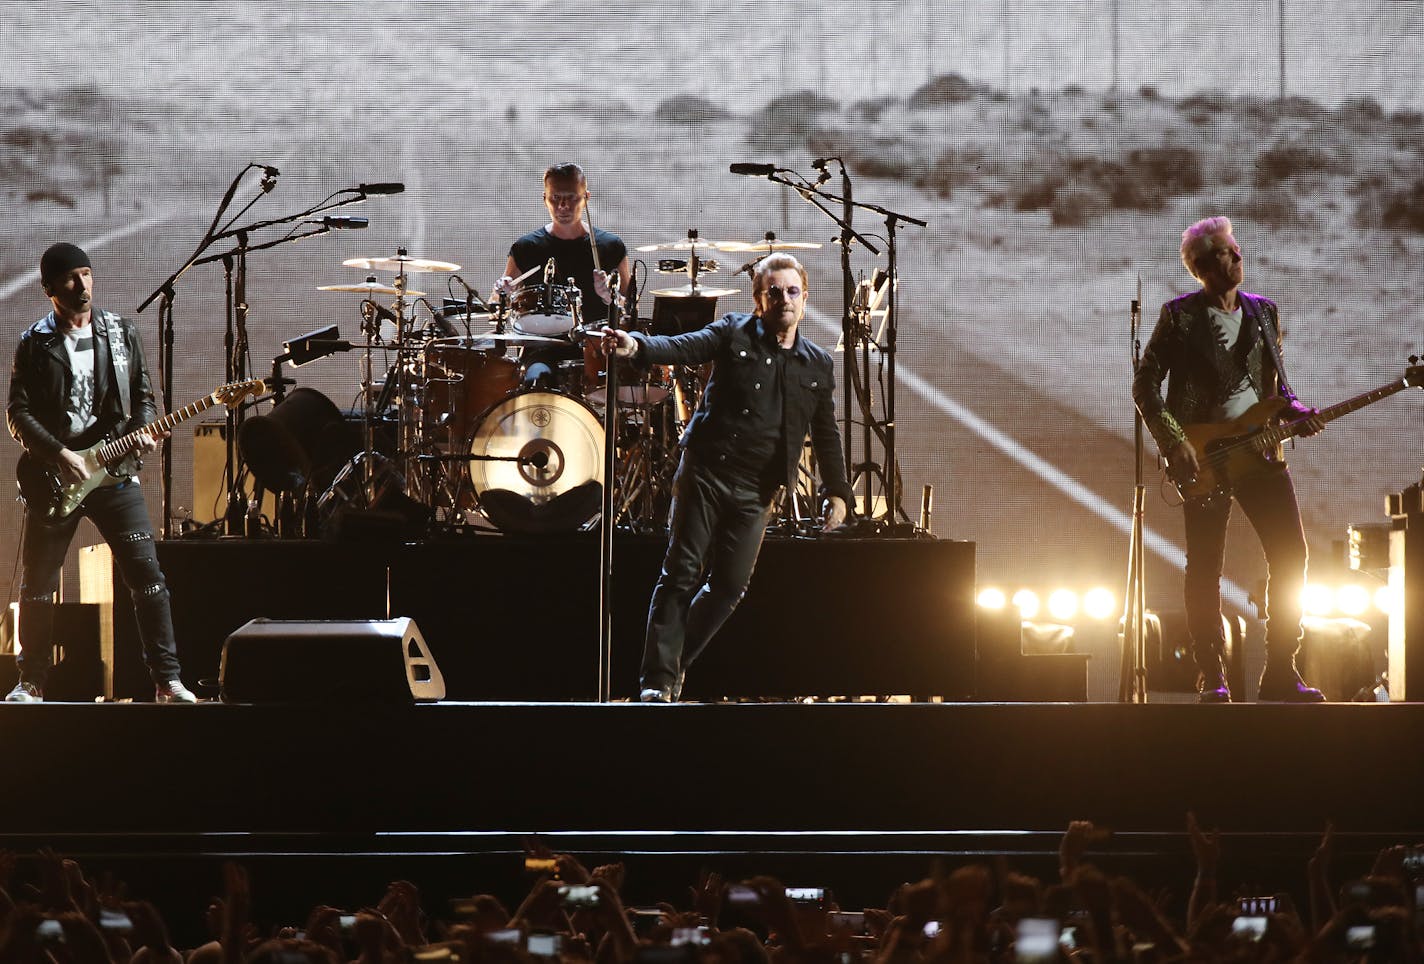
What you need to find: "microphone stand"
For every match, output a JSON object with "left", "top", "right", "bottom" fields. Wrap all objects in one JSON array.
[
  {"left": 759, "top": 168, "right": 926, "bottom": 528},
  {"left": 1119, "top": 279, "right": 1148, "bottom": 703},
  {"left": 137, "top": 165, "right": 386, "bottom": 538},
  {"left": 155, "top": 284, "right": 176, "bottom": 538}
]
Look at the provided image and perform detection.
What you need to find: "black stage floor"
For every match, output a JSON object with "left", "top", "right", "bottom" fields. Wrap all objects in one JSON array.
[
  {"left": 3, "top": 700, "right": 1420, "bottom": 944},
  {"left": 5, "top": 700, "right": 1421, "bottom": 837}
]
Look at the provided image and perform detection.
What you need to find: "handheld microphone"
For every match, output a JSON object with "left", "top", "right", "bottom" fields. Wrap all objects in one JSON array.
[
  {"left": 730, "top": 163, "right": 777, "bottom": 176},
  {"left": 315, "top": 216, "right": 369, "bottom": 229},
  {"left": 357, "top": 182, "right": 405, "bottom": 195}
]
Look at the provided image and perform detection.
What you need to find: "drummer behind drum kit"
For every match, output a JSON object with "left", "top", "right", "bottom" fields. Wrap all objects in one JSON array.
[{"left": 252, "top": 232, "right": 819, "bottom": 536}]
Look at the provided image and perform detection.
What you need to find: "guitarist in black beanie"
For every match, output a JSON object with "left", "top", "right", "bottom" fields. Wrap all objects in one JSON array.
[
  {"left": 1133, "top": 217, "right": 1326, "bottom": 704},
  {"left": 6, "top": 242, "right": 196, "bottom": 703}
]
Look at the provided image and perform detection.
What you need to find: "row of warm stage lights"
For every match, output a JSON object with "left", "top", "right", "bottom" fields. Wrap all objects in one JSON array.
[{"left": 977, "top": 583, "right": 1402, "bottom": 622}]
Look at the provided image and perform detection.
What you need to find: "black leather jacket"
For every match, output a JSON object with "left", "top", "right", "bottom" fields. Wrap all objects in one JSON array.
[
  {"left": 630, "top": 312, "right": 853, "bottom": 503},
  {"left": 7, "top": 309, "right": 158, "bottom": 462}
]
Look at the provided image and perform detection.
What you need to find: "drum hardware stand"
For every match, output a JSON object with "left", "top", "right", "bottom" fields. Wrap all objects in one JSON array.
[
  {"left": 1119, "top": 278, "right": 1149, "bottom": 703},
  {"left": 138, "top": 166, "right": 388, "bottom": 537}
]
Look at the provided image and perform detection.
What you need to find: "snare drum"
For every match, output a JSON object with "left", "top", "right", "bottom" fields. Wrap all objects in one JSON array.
[
  {"left": 421, "top": 342, "right": 521, "bottom": 444},
  {"left": 581, "top": 337, "right": 672, "bottom": 407},
  {"left": 509, "top": 283, "right": 581, "bottom": 337}
]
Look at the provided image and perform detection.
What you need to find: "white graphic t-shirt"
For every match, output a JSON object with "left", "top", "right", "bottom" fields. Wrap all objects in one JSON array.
[
  {"left": 1207, "top": 305, "right": 1259, "bottom": 420},
  {"left": 62, "top": 324, "right": 99, "bottom": 436}
]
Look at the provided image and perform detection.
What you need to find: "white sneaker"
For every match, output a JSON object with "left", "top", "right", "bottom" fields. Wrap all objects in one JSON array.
[
  {"left": 155, "top": 679, "right": 199, "bottom": 704},
  {"left": 5, "top": 681, "right": 42, "bottom": 703}
]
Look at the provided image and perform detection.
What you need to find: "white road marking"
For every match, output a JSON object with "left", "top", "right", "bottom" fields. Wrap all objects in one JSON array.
[
  {"left": 0, "top": 213, "right": 172, "bottom": 304},
  {"left": 804, "top": 304, "right": 1254, "bottom": 613}
]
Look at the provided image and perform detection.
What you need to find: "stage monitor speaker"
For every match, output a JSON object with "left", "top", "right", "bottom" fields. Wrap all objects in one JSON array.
[{"left": 219, "top": 618, "right": 445, "bottom": 704}]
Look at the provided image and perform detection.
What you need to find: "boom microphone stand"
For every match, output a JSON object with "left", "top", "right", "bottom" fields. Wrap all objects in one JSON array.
[
  {"left": 138, "top": 167, "right": 396, "bottom": 537},
  {"left": 742, "top": 163, "right": 925, "bottom": 526}
]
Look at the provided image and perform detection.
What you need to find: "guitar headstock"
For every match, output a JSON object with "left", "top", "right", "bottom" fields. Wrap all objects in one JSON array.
[
  {"left": 214, "top": 379, "right": 268, "bottom": 408},
  {"left": 1406, "top": 357, "right": 1424, "bottom": 389}
]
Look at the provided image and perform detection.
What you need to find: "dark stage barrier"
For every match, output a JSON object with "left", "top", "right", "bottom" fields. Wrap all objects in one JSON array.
[{"left": 92, "top": 535, "right": 976, "bottom": 701}]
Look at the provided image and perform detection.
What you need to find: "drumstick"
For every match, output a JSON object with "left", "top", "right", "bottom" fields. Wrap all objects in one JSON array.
[
  {"left": 584, "top": 202, "right": 622, "bottom": 320},
  {"left": 583, "top": 207, "right": 603, "bottom": 275},
  {"left": 511, "top": 263, "right": 542, "bottom": 286}
]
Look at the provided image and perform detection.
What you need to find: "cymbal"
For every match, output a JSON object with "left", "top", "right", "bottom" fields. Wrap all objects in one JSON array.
[
  {"left": 635, "top": 238, "right": 731, "bottom": 252},
  {"left": 318, "top": 281, "right": 427, "bottom": 297},
  {"left": 716, "top": 239, "right": 823, "bottom": 252},
  {"left": 342, "top": 255, "right": 461, "bottom": 273},
  {"left": 650, "top": 285, "right": 740, "bottom": 298}
]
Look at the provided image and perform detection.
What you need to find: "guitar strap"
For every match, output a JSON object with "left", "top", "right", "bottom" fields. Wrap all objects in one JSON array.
[
  {"left": 100, "top": 311, "right": 133, "bottom": 420},
  {"left": 1247, "top": 296, "right": 1296, "bottom": 401}
]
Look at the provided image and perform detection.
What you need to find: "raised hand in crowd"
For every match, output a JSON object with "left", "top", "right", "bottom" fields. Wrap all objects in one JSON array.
[
  {"left": 689, "top": 869, "right": 723, "bottom": 934},
  {"left": 1185, "top": 810, "right": 1220, "bottom": 930},
  {"left": 1307, "top": 819, "right": 1335, "bottom": 930},
  {"left": 376, "top": 879, "right": 427, "bottom": 947}
]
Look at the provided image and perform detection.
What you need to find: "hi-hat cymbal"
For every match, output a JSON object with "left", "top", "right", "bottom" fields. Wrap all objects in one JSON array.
[
  {"left": 343, "top": 255, "right": 461, "bottom": 273},
  {"left": 635, "top": 238, "right": 731, "bottom": 252},
  {"left": 650, "top": 285, "right": 740, "bottom": 298},
  {"left": 318, "top": 280, "right": 427, "bottom": 297},
  {"left": 716, "top": 238, "right": 824, "bottom": 252}
]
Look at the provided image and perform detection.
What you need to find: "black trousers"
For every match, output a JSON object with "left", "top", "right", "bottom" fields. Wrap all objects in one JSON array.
[
  {"left": 640, "top": 452, "right": 776, "bottom": 692},
  {"left": 1182, "top": 464, "right": 1307, "bottom": 665},
  {"left": 18, "top": 481, "right": 181, "bottom": 687}
]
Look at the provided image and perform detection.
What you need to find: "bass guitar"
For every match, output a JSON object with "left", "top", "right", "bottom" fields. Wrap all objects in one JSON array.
[
  {"left": 1174, "top": 363, "right": 1422, "bottom": 500},
  {"left": 16, "top": 378, "right": 266, "bottom": 519}
]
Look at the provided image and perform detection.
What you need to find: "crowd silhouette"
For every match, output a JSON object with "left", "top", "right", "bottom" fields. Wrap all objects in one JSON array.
[{"left": 0, "top": 816, "right": 1418, "bottom": 963}]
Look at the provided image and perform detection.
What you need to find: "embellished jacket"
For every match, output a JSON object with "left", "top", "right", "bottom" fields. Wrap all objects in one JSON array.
[{"left": 1131, "top": 289, "right": 1294, "bottom": 456}]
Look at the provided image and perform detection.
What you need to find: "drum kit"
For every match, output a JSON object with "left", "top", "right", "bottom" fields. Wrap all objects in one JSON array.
[{"left": 288, "top": 232, "right": 821, "bottom": 535}]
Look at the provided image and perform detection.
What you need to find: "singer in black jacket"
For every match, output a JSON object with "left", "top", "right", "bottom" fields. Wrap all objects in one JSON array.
[{"left": 602, "top": 254, "right": 851, "bottom": 702}]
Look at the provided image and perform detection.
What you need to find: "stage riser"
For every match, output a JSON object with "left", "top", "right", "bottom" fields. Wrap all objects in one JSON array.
[
  {"left": 3, "top": 703, "right": 1422, "bottom": 838},
  {"left": 98, "top": 537, "right": 977, "bottom": 702}
]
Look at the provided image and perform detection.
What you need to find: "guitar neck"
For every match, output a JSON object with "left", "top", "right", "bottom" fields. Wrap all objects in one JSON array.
[
  {"left": 97, "top": 393, "right": 218, "bottom": 466},
  {"left": 1257, "top": 377, "right": 1408, "bottom": 448}
]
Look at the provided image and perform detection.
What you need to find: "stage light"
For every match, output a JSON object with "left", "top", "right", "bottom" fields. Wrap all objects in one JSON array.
[
  {"left": 1375, "top": 584, "right": 1400, "bottom": 615},
  {"left": 1012, "top": 589, "right": 1041, "bottom": 619},
  {"left": 1301, "top": 583, "right": 1334, "bottom": 617},
  {"left": 1082, "top": 587, "right": 1116, "bottom": 620},
  {"left": 1336, "top": 583, "right": 1370, "bottom": 617},
  {"left": 977, "top": 587, "right": 1008, "bottom": 610},
  {"left": 1047, "top": 589, "right": 1079, "bottom": 621}
]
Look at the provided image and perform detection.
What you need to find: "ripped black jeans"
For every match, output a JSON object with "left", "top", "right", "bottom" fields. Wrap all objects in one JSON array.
[{"left": 18, "top": 481, "right": 180, "bottom": 687}]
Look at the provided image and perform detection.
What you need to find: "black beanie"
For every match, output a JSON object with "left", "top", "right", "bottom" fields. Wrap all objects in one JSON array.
[{"left": 40, "top": 242, "right": 91, "bottom": 282}]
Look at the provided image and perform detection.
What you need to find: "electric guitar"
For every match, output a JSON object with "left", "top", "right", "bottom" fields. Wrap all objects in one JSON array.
[
  {"left": 1173, "top": 363, "right": 1422, "bottom": 500},
  {"left": 16, "top": 379, "right": 267, "bottom": 519}
]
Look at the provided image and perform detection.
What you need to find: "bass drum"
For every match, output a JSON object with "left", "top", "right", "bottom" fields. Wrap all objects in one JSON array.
[{"left": 467, "top": 390, "right": 605, "bottom": 532}]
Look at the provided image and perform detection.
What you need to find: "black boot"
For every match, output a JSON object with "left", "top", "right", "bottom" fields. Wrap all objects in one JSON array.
[
  {"left": 1258, "top": 658, "right": 1325, "bottom": 703},
  {"left": 1195, "top": 651, "right": 1232, "bottom": 704}
]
